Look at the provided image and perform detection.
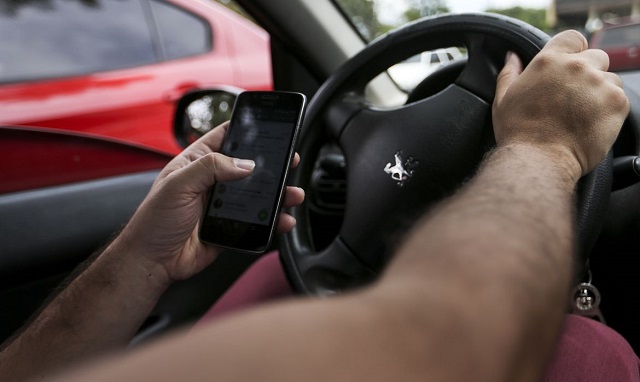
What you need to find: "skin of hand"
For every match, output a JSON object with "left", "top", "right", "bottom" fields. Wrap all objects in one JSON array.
[
  {"left": 116, "top": 121, "right": 305, "bottom": 286},
  {"left": 493, "top": 30, "right": 630, "bottom": 178}
]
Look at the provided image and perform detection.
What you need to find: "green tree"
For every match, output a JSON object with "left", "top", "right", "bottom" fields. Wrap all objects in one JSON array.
[
  {"left": 215, "top": 0, "right": 253, "bottom": 21},
  {"left": 1, "top": 0, "right": 98, "bottom": 16},
  {"left": 404, "top": 0, "right": 449, "bottom": 22},
  {"left": 486, "top": 6, "right": 549, "bottom": 32},
  {"left": 336, "top": 0, "right": 381, "bottom": 40}
]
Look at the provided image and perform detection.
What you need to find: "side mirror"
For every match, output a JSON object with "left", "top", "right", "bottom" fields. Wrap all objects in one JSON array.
[{"left": 174, "top": 88, "right": 240, "bottom": 147}]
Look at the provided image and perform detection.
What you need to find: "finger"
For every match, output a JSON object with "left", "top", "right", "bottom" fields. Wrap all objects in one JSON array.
[
  {"left": 181, "top": 121, "right": 230, "bottom": 159},
  {"left": 544, "top": 30, "right": 588, "bottom": 54},
  {"left": 495, "top": 52, "right": 523, "bottom": 105},
  {"left": 167, "top": 152, "right": 254, "bottom": 195},
  {"left": 291, "top": 152, "right": 300, "bottom": 169},
  {"left": 276, "top": 214, "right": 297, "bottom": 233},
  {"left": 282, "top": 186, "right": 305, "bottom": 208},
  {"left": 604, "top": 74, "right": 630, "bottom": 114},
  {"left": 577, "top": 48, "right": 610, "bottom": 71},
  {"left": 604, "top": 71, "right": 624, "bottom": 89}
]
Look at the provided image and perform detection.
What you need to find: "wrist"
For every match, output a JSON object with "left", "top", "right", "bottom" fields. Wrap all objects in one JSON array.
[
  {"left": 493, "top": 142, "right": 583, "bottom": 185},
  {"left": 106, "top": 231, "right": 173, "bottom": 296}
]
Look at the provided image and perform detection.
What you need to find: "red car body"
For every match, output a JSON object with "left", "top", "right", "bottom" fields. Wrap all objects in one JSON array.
[
  {"left": 591, "top": 20, "right": 640, "bottom": 72},
  {"left": 0, "top": 0, "right": 272, "bottom": 155},
  {"left": 0, "top": 126, "right": 173, "bottom": 194}
]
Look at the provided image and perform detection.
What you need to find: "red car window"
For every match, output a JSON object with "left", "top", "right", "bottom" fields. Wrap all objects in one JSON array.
[
  {"left": 599, "top": 24, "right": 640, "bottom": 48},
  {"left": 0, "top": 0, "right": 157, "bottom": 83},
  {"left": 149, "top": 0, "right": 212, "bottom": 60}
]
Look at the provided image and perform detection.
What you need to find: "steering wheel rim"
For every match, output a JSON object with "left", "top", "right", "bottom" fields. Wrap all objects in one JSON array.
[{"left": 281, "top": 13, "right": 612, "bottom": 295}]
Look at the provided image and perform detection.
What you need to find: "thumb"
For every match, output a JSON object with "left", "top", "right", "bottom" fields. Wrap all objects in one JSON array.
[
  {"left": 495, "top": 52, "right": 523, "bottom": 105},
  {"left": 168, "top": 153, "right": 254, "bottom": 195}
]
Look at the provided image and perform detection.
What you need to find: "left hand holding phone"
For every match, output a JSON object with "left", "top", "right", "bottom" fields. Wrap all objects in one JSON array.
[{"left": 114, "top": 121, "right": 305, "bottom": 288}]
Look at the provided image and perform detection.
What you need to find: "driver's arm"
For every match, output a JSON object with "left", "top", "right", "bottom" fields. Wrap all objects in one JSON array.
[{"left": 48, "top": 30, "right": 629, "bottom": 382}]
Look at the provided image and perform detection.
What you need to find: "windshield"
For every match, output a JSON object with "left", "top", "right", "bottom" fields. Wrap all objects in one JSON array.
[
  {"left": 334, "top": 0, "right": 639, "bottom": 91},
  {"left": 335, "top": 0, "right": 551, "bottom": 42}
]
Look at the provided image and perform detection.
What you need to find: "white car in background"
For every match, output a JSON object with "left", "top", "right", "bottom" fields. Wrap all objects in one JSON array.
[{"left": 388, "top": 47, "right": 466, "bottom": 91}]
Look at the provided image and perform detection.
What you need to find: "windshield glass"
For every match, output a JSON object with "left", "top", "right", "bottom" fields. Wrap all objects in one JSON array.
[
  {"left": 334, "top": 0, "right": 639, "bottom": 91},
  {"left": 335, "top": 0, "right": 551, "bottom": 41}
]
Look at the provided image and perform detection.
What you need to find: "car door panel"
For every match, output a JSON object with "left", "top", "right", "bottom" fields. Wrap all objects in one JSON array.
[
  {"left": 0, "top": 171, "right": 158, "bottom": 343},
  {"left": 0, "top": 126, "right": 171, "bottom": 194},
  {"left": 0, "top": 170, "right": 258, "bottom": 346},
  {"left": 0, "top": 171, "right": 159, "bottom": 281},
  {"left": 0, "top": 127, "right": 169, "bottom": 343}
]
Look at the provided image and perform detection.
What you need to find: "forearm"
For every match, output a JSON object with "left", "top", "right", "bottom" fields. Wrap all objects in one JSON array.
[
  {"left": 0, "top": 235, "right": 169, "bottom": 381},
  {"left": 376, "top": 143, "right": 580, "bottom": 381}
]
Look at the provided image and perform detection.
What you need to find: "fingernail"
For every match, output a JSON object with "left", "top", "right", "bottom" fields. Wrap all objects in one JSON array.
[{"left": 233, "top": 158, "right": 255, "bottom": 170}]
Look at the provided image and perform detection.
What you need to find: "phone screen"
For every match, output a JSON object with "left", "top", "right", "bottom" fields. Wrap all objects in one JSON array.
[{"left": 200, "top": 91, "right": 306, "bottom": 253}]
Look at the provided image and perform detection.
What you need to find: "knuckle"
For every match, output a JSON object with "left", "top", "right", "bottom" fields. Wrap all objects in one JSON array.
[
  {"left": 566, "top": 58, "right": 588, "bottom": 74},
  {"left": 564, "top": 29, "right": 588, "bottom": 49},
  {"left": 531, "top": 52, "right": 554, "bottom": 70},
  {"left": 201, "top": 153, "right": 218, "bottom": 169},
  {"left": 595, "top": 48, "right": 610, "bottom": 65},
  {"left": 614, "top": 88, "right": 630, "bottom": 111},
  {"left": 210, "top": 152, "right": 228, "bottom": 166},
  {"left": 196, "top": 153, "right": 223, "bottom": 180},
  {"left": 585, "top": 67, "right": 605, "bottom": 85}
]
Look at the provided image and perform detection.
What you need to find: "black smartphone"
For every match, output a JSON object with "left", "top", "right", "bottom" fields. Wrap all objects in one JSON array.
[{"left": 199, "top": 91, "right": 306, "bottom": 253}]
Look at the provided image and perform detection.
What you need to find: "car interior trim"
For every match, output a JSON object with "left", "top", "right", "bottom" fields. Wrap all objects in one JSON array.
[{"left": 0, "top": 171, "right": 159, "bottom": 283}]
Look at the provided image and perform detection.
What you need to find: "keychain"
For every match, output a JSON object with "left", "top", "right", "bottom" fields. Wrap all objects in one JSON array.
[{"left": 570, "top": 269, "right": 606, "bottom": 324}]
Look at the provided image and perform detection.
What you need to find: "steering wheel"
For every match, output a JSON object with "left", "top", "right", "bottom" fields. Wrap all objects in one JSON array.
[{"left": 280, "top": 13, "right": 612, "bottom": 295}]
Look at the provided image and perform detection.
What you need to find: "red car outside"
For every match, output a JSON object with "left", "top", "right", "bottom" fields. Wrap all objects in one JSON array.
[
  {"left": 0, "top": 0, "right": 272, "bottom": 155},
  {"left": 590, "top": 19, "right": 640, "bottom": 73}
]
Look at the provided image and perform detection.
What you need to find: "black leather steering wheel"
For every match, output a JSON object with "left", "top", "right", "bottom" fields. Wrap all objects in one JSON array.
[{"left": 281, "top": 13, "right": 612, "bottom": 295}]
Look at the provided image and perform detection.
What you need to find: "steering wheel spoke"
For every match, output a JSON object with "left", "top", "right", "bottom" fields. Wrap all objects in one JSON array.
[
  {"left": 281, "top": 236, "right": 375, "bottom": 295},
  {"left": 455, "top": 33, "right": 505, "bottom": 102},
  {"left": 324, "top": 93, "right": 369, "bottom": 139}
]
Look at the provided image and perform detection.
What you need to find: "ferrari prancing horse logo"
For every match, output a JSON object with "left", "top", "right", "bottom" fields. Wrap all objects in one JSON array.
[{"left": 384, "top": 150, "right": 418, "bottom": 187}]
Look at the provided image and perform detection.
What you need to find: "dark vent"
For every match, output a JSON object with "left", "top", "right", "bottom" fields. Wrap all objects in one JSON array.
[{"left": 309, "top": 148, "right": 347, "bottom": 214}]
